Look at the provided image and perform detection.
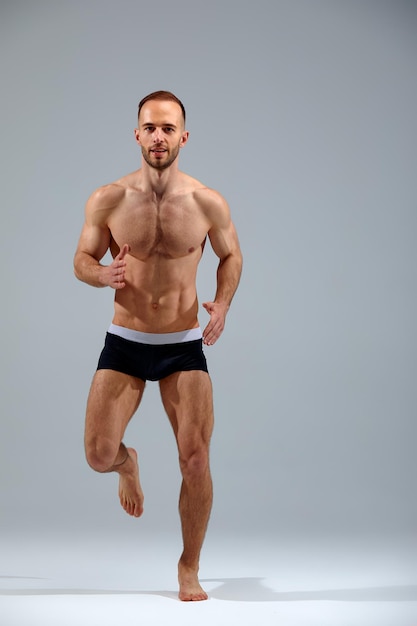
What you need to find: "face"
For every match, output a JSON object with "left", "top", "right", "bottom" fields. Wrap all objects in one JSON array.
[{"left": 135, "top": 100, "right": 189, "bottom": 171}]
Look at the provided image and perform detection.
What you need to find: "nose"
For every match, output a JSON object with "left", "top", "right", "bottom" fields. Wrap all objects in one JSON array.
[{"left": 153, "top": 128, "right": 163, "bottom": 143}]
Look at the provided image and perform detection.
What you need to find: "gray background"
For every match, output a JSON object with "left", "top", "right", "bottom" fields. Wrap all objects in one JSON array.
[{"left": 1, "top": 0, "right": 416, "bottom": 545}]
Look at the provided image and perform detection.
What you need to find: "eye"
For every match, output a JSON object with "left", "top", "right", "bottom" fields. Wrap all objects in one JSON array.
[{"left": 164, "top": 127, "right": 175, "bottom": 133}]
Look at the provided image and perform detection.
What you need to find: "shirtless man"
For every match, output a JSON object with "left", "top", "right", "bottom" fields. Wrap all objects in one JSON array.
[{"left": 73, "top": 91, "right": 242, "bottom": 601}]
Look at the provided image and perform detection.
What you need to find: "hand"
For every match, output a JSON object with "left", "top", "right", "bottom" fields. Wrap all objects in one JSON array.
[
  {"left": 202, "top": 301, "right": 229, "bottom": 346},
  {"left": 102, "top": 243, "right": 130, "bottom": 289}
]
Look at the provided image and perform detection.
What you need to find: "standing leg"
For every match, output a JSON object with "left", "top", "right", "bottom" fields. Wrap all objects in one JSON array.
[
  {"left": 84, "top": 369, "right": 146, "bottom": 517},
  {"left": 159, "top": 370, "right": 214, "bottom": 601}
]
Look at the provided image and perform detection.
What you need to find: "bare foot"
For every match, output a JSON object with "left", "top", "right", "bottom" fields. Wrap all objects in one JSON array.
[
  {"left": 178, "top": 562, "right": 208, "bottom": 601},
  {"left": 118, "top": 448, "right": 144, "bottom": 518}
]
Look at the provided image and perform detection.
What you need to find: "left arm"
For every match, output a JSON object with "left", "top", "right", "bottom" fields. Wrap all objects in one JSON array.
[{"left": 201, "top": 193, "right": 243, "bottom": 345}]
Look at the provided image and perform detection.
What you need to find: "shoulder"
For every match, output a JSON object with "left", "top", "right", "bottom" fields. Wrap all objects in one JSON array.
[
  {"left": 193, "top": 186, "right": 230, "bottom": 227},
  {"left": 84, "top": 181, "right": 128, "bottom": 226},
  {"left": 178, "top": 172, "right": 229, "bottom": 221},
  {"left": 87, "top": 169, "right": 141, "bottom": 205},
  {"left": 87, "top": 181, "right": 126, "bottom": 210}
]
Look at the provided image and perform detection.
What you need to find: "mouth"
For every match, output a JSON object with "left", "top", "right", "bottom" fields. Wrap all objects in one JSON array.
[{"left": 151, "top": 148, "right": 167, "bottom": 156}]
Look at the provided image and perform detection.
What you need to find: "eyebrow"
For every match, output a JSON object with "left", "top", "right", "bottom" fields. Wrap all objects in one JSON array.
[{"left": 141, "top": 121, "right": 178, "bottom": 128}]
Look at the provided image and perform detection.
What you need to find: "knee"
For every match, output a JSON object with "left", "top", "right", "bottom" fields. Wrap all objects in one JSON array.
[
  {"left": 85, "top": 436, "right": 118, "bottom": 473},
  {"left": 179, "top": 444, "right": 210, "bottom": 479}
]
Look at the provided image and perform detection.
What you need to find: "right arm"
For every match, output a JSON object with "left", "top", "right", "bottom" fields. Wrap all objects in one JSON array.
[{"left": 73, "top": 185, "right": 129, "bottom": 289}]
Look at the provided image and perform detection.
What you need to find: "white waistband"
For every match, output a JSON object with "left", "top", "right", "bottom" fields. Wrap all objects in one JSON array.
[{"left": 108, "top": 324, "right": 203, "bottom": 345}]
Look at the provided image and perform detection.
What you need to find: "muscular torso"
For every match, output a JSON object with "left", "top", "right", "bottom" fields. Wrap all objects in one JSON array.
[{"left": 107, "top": 174, "right": 211, "bottom": 332}]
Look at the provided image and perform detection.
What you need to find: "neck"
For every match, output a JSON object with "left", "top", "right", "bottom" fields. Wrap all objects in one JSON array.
[{"left": 140, "top": 159, "right": 180, "bottom": 198}]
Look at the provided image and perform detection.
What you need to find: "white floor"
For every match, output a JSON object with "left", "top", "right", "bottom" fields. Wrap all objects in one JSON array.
[{"left": 1, "top": 530, "right": 416, "bottom": 626}]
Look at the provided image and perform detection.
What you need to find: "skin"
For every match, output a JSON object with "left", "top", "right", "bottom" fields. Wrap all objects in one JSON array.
[{"left": 73, "top": 98, "right": 242, "bottom": 601}]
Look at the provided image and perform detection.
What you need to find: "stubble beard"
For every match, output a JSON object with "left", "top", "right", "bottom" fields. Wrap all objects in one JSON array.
[{"left": 142, "top": 145, "right": 180, "bottom": 171}]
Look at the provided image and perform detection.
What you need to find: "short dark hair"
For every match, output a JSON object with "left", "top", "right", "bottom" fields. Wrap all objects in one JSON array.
[{"left": 138, "top": 90, "right": 186, "bottom": 124}]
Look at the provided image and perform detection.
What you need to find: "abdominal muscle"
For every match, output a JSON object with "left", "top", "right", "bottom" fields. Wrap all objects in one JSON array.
[{"left": 112, "top": 251, "right": 201, "bottom": 333}]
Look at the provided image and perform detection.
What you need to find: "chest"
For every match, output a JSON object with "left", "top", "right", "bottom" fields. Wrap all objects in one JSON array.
[{"left": 108, "top": 196, "right": 209, "bottom": 259}]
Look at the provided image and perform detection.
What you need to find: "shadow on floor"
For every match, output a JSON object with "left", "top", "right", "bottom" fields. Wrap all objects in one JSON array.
[
  {"left": 202, "top": 578, "right": 417, "bottom": 602},
  {"left": 1, "top": 577, "right": 417, "bottom": 602}
]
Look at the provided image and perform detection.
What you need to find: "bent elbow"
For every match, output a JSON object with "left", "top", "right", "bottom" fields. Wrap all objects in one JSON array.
[{"left": 73, "top": 253, "right": 84, "bottom": 282}]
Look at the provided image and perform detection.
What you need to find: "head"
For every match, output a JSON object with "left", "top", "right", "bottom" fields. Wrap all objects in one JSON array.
[
  {"left": 135, "top": 90, "right": 188, "bottom": 170},
  {"left": 138, "top": 91, "right": 186, "bottom": 126}
]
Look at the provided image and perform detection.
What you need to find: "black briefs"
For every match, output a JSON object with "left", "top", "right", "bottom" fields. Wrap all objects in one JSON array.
[{"left": 97, "top": 328, "right": 208, "bottom": 382}]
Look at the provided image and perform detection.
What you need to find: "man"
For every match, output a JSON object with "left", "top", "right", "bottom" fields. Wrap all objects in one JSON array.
[{"left": 73, "top": 90, "right": 242, "bottom": 601}]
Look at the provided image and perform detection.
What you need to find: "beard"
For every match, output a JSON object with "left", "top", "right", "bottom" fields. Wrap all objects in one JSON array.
[{"left": 142, "top": 144, "right": 180, "bottom": 171}]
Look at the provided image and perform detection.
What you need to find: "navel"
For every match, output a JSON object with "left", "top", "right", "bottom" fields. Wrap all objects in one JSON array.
[{"left": 152, "top": 302, "right": 159, "bottom": 310}]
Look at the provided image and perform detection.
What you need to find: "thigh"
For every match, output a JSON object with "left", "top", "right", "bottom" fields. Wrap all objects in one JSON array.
[
  {"left": 85, "top": 369, "right": 146, "bottom": 444},
  {"left": 159, "top": 370, "right": 214, "bottom": 450}
]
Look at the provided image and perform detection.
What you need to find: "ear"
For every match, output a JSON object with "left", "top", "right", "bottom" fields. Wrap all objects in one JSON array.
[
  {"left": 180, "top": 130, "right": 189, "bottom": 148},
  {"left": 134, "top": 128, "right": 141, "bottom": 145}
]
